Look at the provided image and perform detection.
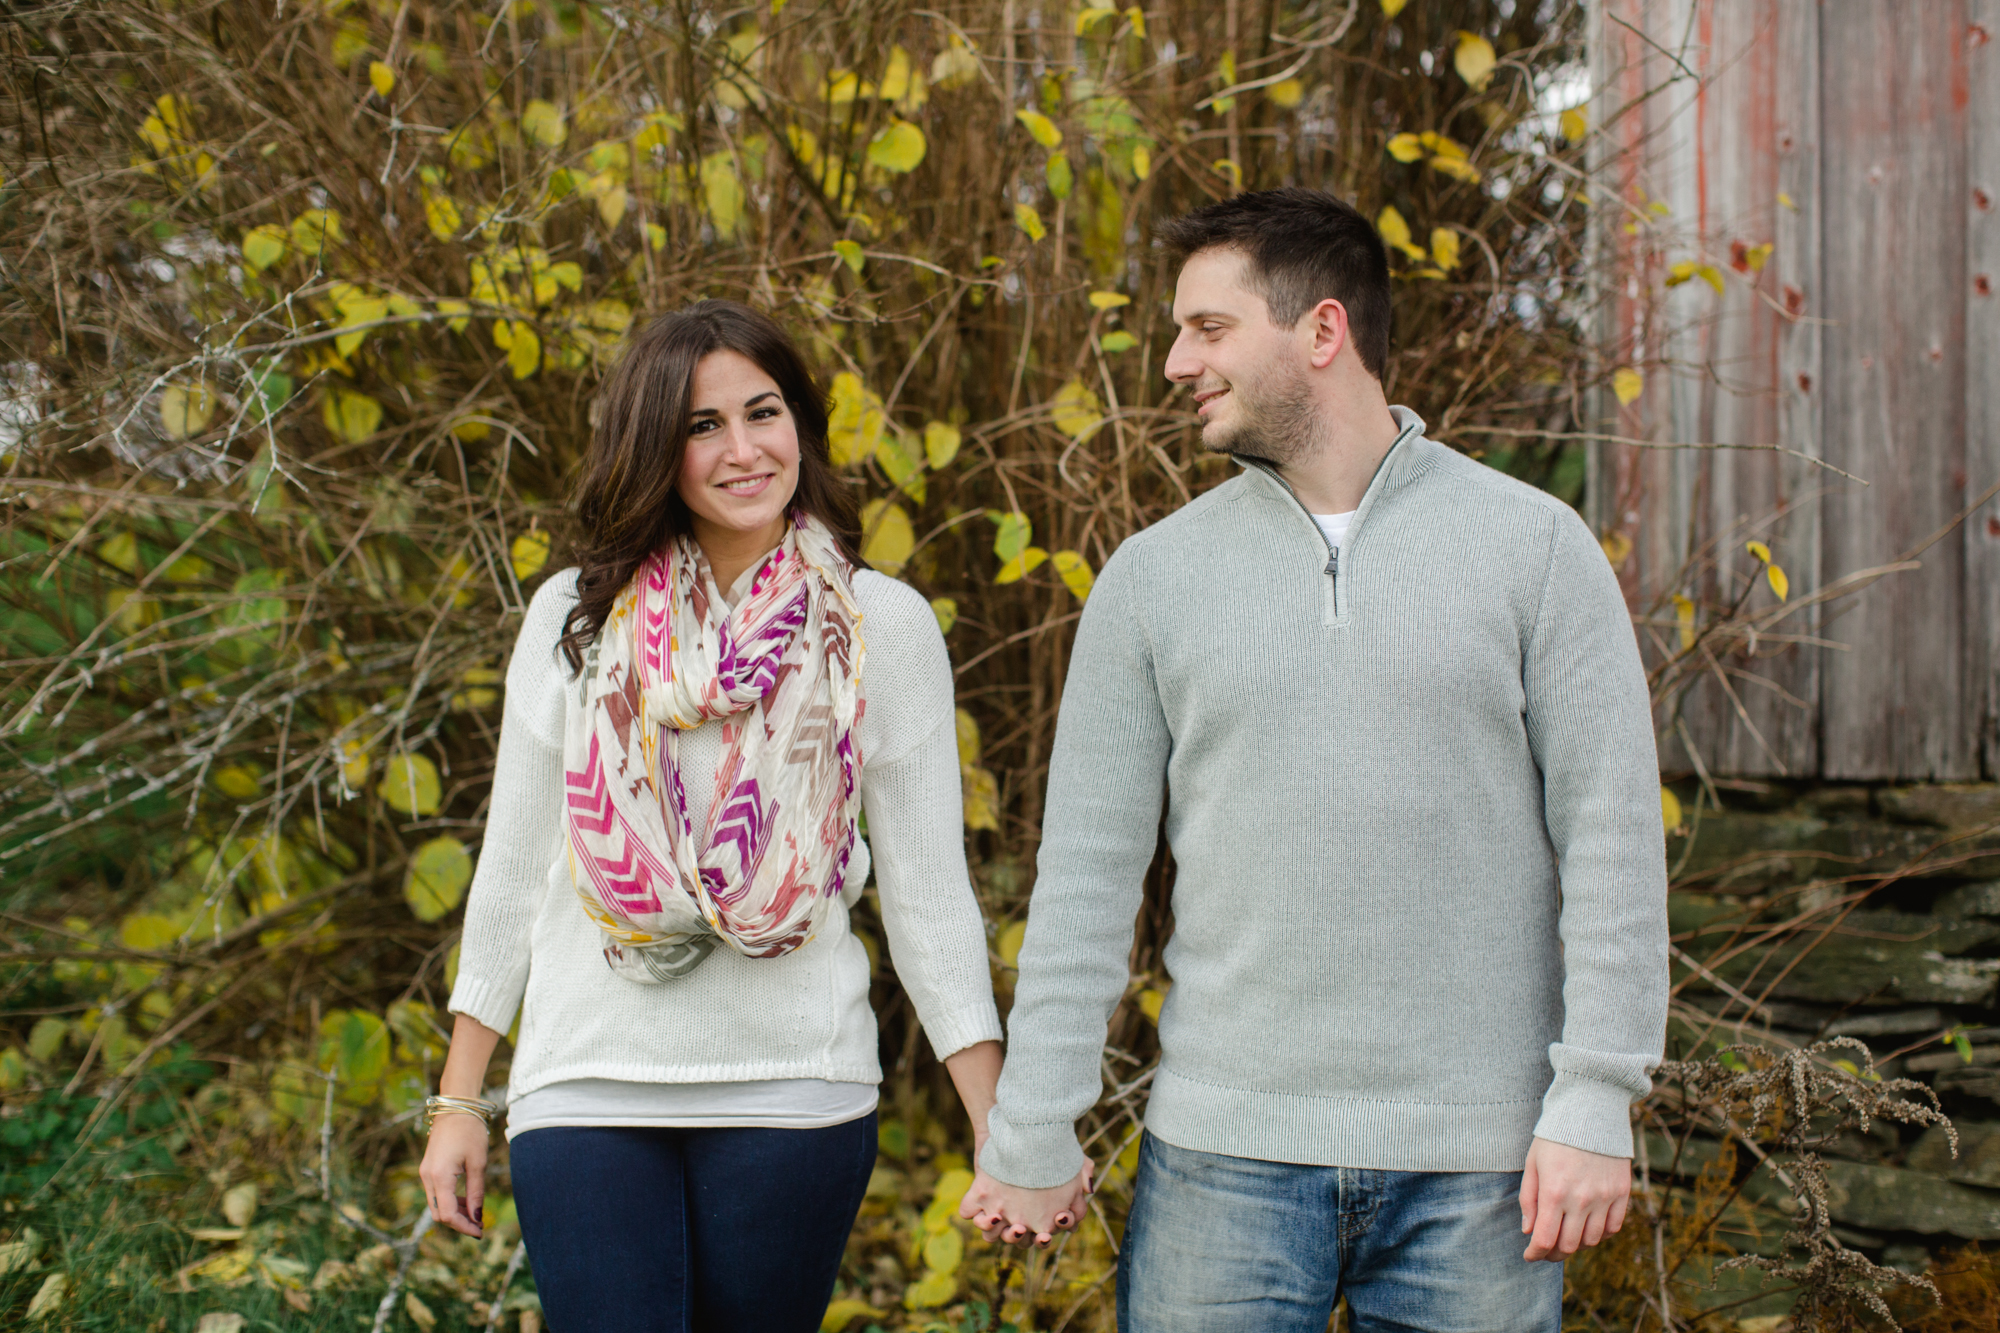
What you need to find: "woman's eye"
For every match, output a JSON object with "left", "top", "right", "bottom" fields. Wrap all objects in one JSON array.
[
  {"left": 750, "top": 406, "right": 781, "bottom": 422},
  {"left": 690, "top": 419, "right": 716, "bottom": 434}
]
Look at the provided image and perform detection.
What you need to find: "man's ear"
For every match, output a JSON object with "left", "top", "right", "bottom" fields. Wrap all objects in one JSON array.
[{"left": 1305, "top": 298, "right": 1350, "bottom": 370}]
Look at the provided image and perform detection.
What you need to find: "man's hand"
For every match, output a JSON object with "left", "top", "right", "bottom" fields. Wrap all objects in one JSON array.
[
  {"left": 1520, "top": 1137, "right": 1630, "bottom": 1261},
  {"left": 959, "top": 1159, "right": 1094, "bottom": 1248}
]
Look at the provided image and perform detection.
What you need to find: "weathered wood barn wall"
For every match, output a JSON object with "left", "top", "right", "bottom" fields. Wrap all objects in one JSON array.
[{"left": 1590, "top": 0, "right": 1997, "bottom": 780}]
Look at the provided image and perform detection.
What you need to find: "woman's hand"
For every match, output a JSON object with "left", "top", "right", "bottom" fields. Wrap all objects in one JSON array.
[
  {"left": 419, "top": 1113, "right": 489, "bottom": 1237},
  {"left": 961, "top": 1158, "right": 1094, "bottom": 1247}
]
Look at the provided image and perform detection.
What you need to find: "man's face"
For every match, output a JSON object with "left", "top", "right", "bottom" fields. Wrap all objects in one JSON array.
[{"left": 1164, "top": 248, "right": 1320, "bottom": 465}]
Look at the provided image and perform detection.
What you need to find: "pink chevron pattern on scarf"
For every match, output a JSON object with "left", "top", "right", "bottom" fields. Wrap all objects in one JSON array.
[{"left": 562, "top": 513, "right": 866, "bottom": 982}]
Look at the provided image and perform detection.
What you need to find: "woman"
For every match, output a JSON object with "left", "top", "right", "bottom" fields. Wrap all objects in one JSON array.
[{"left": 419, "top": 301, "right": 1004, "bottom": 1332}]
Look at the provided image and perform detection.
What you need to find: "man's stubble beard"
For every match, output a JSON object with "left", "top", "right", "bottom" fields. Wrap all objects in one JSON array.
[{"left": 1200, "top": 360, "right": 1322, "bottom": 467}]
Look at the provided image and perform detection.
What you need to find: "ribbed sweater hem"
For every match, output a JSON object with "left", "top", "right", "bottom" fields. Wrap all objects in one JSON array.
[
  {"left": 917, "top": 1001, "right": 1005, "bottom": 1063},
  {"left": 505, "top": 1059, "right": 885, "bottom": 1104},
  {"left": 449, "top": 972, "right": 524, "bottom": 1037},
  {"left": 1143, "top": 1066, "right": 1546, "bottom": 1174}
]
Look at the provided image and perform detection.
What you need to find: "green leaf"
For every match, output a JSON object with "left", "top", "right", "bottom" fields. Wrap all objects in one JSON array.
[
  {"left": 929, "top": 597, "right": 957, "bottom": 634},
  {"left": 865, "top": 119, "right": 927, "bottom": 173},
  {"left": 1045, "top": 151, "right": 1073, "bottom": 199},
  {"left": 289, "top": 209, "right": 342, "bottom": 256},
  {"left": 1014, "top": 202, "right": 1046, "bottom": 242},
  {"left": 990, "top": 510, "right": 1032, "bottom": 563},
  {"left": 241, "top": 224, "right": 288, "bottom": 270},
  {"left": 1099, "top": 330, "right": 1138, "bottom": 353},
  {"left": 833, "top": 240, "right": 865, "bottom": 274},
  {"left": 379, "top": 752, "right": 442, "bottom": 816},
  {"left": 922, "top": 420, "right": 961, "bottom": 468},
  {"left": 404, "top": 836, "right": 473, "bottom": 922},
  {"left": 318, "top": 1009, "right": 390, "bottom": 1095},
  {"left": 320, "top": 387, "right": 383, "bottom": 443}
]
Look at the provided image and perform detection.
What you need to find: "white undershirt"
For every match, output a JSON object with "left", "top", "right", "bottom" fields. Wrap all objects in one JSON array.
[{"left": 1312, "top": 510, "right": 1356, "bottom": 551}]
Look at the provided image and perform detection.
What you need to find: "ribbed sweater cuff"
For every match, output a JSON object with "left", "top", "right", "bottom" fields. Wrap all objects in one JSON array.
[
  {"left": 979, "top": 1110, "right": 1086, "bottom": 1190},
  {"left": 1532, "top": 1072, "right": 1640, "bottom": 1158},
  {"left": 920, "top": 1000, "right": 1004, "bottom": 1063},
  {"left": 448, "top": 972, "right": 526, "bottom": 1037}
]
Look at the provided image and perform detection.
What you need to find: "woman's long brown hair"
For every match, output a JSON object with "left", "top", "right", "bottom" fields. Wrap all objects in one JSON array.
[{"left": 558, "top": 300, "right": 863, "bottom": 673}]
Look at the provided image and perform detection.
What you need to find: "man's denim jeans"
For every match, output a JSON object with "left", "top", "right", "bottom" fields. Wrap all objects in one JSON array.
[{"left": 1119, "top": 1133, "right": 1563, "bottom": 1332}]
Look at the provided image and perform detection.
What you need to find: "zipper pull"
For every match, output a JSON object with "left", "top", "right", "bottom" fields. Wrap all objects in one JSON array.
[{"left": 1324, "top": 548, "right": 1338, "bottom": 578}]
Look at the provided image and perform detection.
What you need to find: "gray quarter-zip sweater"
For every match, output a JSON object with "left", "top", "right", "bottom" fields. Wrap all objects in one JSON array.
[{"left": 980, "top": 408, "right": 1669, "bottom": 1188}]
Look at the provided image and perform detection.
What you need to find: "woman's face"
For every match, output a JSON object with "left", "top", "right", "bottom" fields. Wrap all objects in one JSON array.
[{"left": 675, "top": 349, "right": 802, "bottom": 547}]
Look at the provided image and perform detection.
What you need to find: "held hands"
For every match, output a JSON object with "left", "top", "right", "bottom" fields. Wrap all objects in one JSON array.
[
  {"left": 959, "top": 1158, "right": 1094, "bottom": 1248},
  {"left": 1519, "top": 1136, "right": 1631, "bottom": 1261},
  {"left": 417, "top": 1113, "right": 489, "bottom": 1238}
]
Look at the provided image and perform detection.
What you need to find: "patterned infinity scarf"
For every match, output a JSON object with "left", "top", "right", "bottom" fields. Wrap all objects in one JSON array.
[{"left": 562, "top": 513, "right": 865, "bottom": 982}]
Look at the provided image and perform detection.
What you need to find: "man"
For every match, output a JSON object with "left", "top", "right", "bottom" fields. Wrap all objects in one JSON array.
[{"left": 960, "top": 188, "right": 1668, "bottom": 1330}]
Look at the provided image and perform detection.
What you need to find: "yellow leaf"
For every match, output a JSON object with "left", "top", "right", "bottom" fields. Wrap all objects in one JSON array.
[
  {"left": 1046, "top": 151, "right": 1074, "bottom": 198},
  {"left": 1560, "top": 106, "right": 1588, "bottom": 143},
  {"left": 1131, "top": 143, "right": 1151, "bottom": 180},
  {"left": 1269, "top": 78, "right": 1304, "bottom": 109},
  {"left": 241, "top": 224, "right": 287, "bottom": 270},
  {"left": 1053, "top": 549, "right": 1094, "bottom": 602},
  {"left": 878, "top": 45, "right": 916, "bottom": 101},
  {"left": 923, "top": 1226, "right": 964, "bottom": 1275},
  {"left": 596, "top": 184, "right": 628, "bottom": 229},
  {"left": 521, "top": 99, "right": 567, "bottom": 147},
  {"left": 1454, "top": 32, "right": 1497, "bottom": 91},
  {"left": 930, "top": 38, "right": 981, "bottom": 91},
  {"left": 1428, "top": 155, "right": 1482, "bottom": 184},
  {"left": 1697, "top": 263, "right": 1725, "bottom": 295},
  {"left": 437, "top": 299, "right": 470, "bottom": 334},
  {"left": 379, "top": 753, "right": 442, "bottom": 817},
  {"left": 955, "top": 710, "right": 981, "bottom": 765},
  {"left": 1612, "top": 367, "right": 1644, "bottom": 406},
  {"left": 860, "top": 499, "right": 914, "bottom": 576},
  {"left": 827, "top": 373, "right": 886, "bottom": 465},
  {"left": 1386, "top": 132, "right": 1424, "bottom": 163},
  {"left": 930, "top": 597, "right": 957, "bottom": 634},
  {"left": 1778, "top": 190, "right": 1796, "bottom": 211},
  {"left": 1050, "top": 377, "right": 1103, "bottom": 439},
  {"left": 963, "top": 765, "right": 1000, "bottom": 830},
  {"left": 997, "top": 920, "right": 1027, "bottom": 968},
  {"left": 27, "top": 1272, "right": 68, "bottom": 1319},
  {"left": 1745, "top": 540, "right": 1772, "bottom": 564},
  {"left": 866, "top": 119, "right": 927, "bottom": 173},
  {"left": 821, "top": 1299, "right": 882, "bottom": 1333},
  {"left": 160, "top": 384, "right": 216, "bottom": 440},
  {"left": 1767, "top": 564, "right": 1790, "bottom": 601},
  {"left": 1126, "top": 6, "right": 1147, "bottom": 38},
  {"left": 1014, "top": 202, "right": 1046, "bottom": 242},
  {"left": 1015, "top": 108, "right": 1063, "bottom": 148},
  {"left": 701, "top": 152, "right": 745, "bottom": 239},
  {"left": 368, "top": 61, "right": 395, "bottom": 97},
  {"left": 499, "top": 321, "right": 541, "bottom": 379},
  {"left": 289, "top": 209, "right": 342, "bottom": 256},
  {"left": 903, "top": 1268, "right": 958, "bottom": 1309},
  {"left": 1381, "top": 0, "right": 1409, "bottom": 15},
  {"left": 320, "top": 388, "right": 383, "bottom": 444},
  {"left": 1743, "top": 242, "right": 1774, "bottom": 272},
  {"left": 512, "top": 530, "right": 552, "bottom": 581},
  {"left": 1429, "top": 227, "right": 1461, "bottom": 272},
  {"left": 821, "top": 70, "right": 870, "bottom": 103},
  {"left": 995, "top": 547, "right": 1049, "bottom": 584},
  {"left": 1138, "top": 987, "right": 1168, "bottom": 1024},
  {"left": 1075, "top": 7, "right": 1116, "bottom": 35},
  {"left": 120, "top": 913, "right": 180, "bottom": 951},
  {"left": 833, "top": 239, "right": 865, "bottom": 274},
  {"left": 1672, "top": 594, "right": 1696, "bottom": 651},
  {"left": 1661, "top": 786, "right": 1684, "bottom": 834},
  {"left": 338, "top": 739, "right": 371, "bottom": 789},
  {"left": 187, "top": 1248, "right": 254, "bottom": 1284},
  {"left": 405, "top": 1293, "right": 436, "bottom": 1331},
  {"left": 99, "top": 530, "right": 141, "bottom": 573},
  {"left": 1376, "top": 205, "right": 1414, "bottom": 252},
  {"left": 222, "top": 1183, "right": 259, "bottom": 1228},
  {"left": 1600, "top": 531, "right": 1632, "bottom": 567},
  {"left": 920, "top": 422, "right": 961, "bottom": 470},
  {"left": 1088, "top": 290, "right": 1130, "bottom": 310},
  {"left": 214, "top": 765, "right": 262, "bottom": 800}
]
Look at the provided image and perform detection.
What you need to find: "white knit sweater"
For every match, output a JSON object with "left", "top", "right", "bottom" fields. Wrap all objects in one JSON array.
[{"left": 448, "top": 566, "right": 1003, "bottom": 1106}]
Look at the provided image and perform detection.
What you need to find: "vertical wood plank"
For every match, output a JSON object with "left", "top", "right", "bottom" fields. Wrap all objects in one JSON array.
[
  {"left": 1970, "top": 2, "right": 2000, "bottom": 776},
  {"left": 1670, "top": 0, "right": 1826, "bottom": 778},
  {"left": 1818, "top": 0, "right": 1975, "bottom": 779}
]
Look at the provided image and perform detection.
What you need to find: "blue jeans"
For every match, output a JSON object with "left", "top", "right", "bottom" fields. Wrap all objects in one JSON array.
[
  {"left": 1119, "top": 1133, "right": 1561, "bottom": 1333},
  {"left": 508, "top": 1114, "right": 876, "bottom": 1333}
]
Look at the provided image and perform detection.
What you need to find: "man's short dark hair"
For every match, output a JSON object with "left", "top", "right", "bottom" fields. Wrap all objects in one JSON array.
[{"left": 1158, "top": 188, "right": 1392, "bottom": 379}]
